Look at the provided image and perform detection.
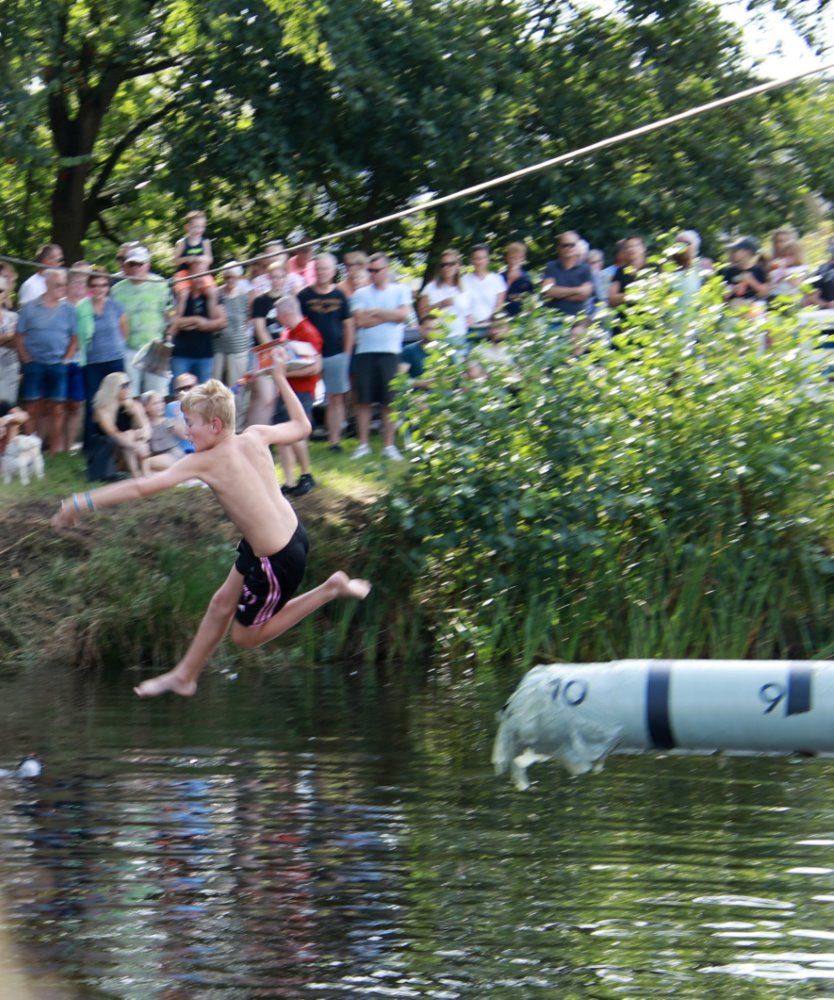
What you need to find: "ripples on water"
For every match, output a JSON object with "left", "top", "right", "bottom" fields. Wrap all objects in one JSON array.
[{"left": 2, "top": 667, "right": 834, "bottom": 998}]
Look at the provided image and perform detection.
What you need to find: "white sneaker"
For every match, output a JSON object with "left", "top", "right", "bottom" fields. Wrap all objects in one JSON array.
[
  {"left": 352, "top": 443, "right": 372, "bottom": 459},
  {"left": 382, "top": 444, "right": 403, "bottom": 461}
]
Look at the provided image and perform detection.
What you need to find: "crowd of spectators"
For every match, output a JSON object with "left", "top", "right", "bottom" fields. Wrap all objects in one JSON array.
[{"left": 2, "top": 214, "right": 834, "bottom": 493}]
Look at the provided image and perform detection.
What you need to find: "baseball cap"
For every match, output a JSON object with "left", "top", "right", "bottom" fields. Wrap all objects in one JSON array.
[{"left": 125, "top": 246, "right": 151, "bottom": 264}]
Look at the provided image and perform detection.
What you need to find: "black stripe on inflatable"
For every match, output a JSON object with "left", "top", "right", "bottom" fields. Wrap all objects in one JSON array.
[
  {"left": 786, "top": 663, "right": 813, "bottom": 716},
  {"left": 646, "top": 662, "right": 676, "bottom": 749}
]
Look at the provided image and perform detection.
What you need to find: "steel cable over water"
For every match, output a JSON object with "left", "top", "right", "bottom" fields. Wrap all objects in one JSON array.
[{"left": 2, "top": 59, "right": 833, "bottom": 283}]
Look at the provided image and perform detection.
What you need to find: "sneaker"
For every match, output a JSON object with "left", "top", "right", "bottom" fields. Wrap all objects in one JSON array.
[
  {"left": 352, "top": 443, "right": 372, "bottom": 459},
  {"left": 382, "top": 444, "right": 404, "bottom": 461},
  {"left": 328, "top": 443, "right": 343, "bottom": 453},
  {"left": 281, "top": 483, "right": 298, "bottom": 496},
  {"left": 293, "top": 473, "right": 315, "bottom": 496}
]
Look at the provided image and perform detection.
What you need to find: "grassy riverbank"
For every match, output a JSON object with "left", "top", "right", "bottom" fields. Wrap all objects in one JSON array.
[{"left": 0, "top": 446, "right": 386, "bottom": 673}]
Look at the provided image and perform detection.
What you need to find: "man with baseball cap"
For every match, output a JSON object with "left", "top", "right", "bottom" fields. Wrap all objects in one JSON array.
[{"left": 111, "top": 246, "right": 174, "bottom": 395}]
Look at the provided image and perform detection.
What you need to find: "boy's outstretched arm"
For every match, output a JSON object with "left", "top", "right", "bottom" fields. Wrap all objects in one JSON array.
[{"left": 51, "top": 453, "right": 208, "bottom": 528}]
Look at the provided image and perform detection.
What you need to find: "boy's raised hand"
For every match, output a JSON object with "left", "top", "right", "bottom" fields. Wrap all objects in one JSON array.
[{"left": 271, "top": 345, "right": 289, "bottom": 378}]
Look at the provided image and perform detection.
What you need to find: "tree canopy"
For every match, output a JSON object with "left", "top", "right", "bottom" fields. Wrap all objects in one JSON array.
[{"left": 0, "top": 0, "right": 830, "bottom": 268}]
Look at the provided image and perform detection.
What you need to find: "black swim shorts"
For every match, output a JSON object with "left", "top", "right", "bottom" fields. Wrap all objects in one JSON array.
[{"left": 234, "top": 521, "right": 309, "bottom": 627}]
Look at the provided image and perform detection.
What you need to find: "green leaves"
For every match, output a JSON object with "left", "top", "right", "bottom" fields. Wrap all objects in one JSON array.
[{"left": 366, "top": 262, "right": 834, "bottom": 667}]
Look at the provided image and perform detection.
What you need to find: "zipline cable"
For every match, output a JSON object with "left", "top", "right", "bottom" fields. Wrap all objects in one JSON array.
[{"left": 2, "top": 59, "right": 832, "bottom": 282}]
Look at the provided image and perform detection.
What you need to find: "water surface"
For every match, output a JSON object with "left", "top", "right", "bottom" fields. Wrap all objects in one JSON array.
[{"left": 2, "top": 661, "right": 834, "bottom": 998}]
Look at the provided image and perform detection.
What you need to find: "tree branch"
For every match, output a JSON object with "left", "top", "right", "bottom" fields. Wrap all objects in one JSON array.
[{"left": 86, "top": 98, "right": 178, "bottom": 207}]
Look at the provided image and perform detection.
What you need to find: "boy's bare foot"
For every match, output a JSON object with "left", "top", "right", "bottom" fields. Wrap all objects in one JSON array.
[
  {"left": 329, "top": 571, "right": 372, "bottom": 600},
  {"left": 134, "top": 670, "right": 198, "bottom": 698}
]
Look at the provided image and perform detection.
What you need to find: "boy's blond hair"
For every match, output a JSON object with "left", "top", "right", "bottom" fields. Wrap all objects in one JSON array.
[
  {"left": 185, "top": 210, "right": 206, "bottom": 226},
  {"left": 181, "top": 379, "right": 235, "bottom": 430}
]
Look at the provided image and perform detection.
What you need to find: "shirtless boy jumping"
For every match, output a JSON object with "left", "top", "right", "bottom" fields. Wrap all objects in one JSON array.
[{"left": 52, "top": 351, "right": 371, "bottom": 697}]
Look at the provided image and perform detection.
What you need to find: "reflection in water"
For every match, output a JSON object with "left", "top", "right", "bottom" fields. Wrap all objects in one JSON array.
[{"left": 1, "top": 668, "right": 834, "bottom": 997}]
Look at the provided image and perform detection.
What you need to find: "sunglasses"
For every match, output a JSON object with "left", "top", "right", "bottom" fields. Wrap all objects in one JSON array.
[
  {"left": 560, "top": 242, "right": 576, "bottom": 248},
  {"left": 120, "top": 382, "right": 131, "bottom": 389},
  {"left": 367, "top": 266, "right": 385, "bottom": 274},
  {"left": 440, "top": 261, "right": 457, "bottom": 267},
  {"left": 177, "top": 384, "right": 196, "bottom": 393}
]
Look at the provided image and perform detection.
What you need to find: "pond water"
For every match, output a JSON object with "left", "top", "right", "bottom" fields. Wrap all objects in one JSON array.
[{"left": 2, "top": 660, "right": 834, "bottom": 999}]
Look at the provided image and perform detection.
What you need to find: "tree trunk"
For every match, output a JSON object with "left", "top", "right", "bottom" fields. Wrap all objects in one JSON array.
[{"left": 50, "top": 163, "right": 92, "bottom": 264}]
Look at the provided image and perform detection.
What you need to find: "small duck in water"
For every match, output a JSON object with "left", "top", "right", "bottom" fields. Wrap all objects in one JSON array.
[{"left": 0, "top": 753, "right": 42, "bottom": 778}]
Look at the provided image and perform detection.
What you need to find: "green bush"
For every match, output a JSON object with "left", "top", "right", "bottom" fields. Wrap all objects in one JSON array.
[{"left": 364, "top": 268, "right": 834, "bottom": 668}]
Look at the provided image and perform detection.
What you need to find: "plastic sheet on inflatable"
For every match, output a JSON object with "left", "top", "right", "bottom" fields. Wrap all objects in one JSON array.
[{"left": 493, "top": 660, "right": 832, "bottom": 789}]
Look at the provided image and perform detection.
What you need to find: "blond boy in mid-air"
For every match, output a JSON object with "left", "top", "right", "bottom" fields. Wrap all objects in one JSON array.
[{"left": 52, "top": 351, "right": 371, "bottom": 697}]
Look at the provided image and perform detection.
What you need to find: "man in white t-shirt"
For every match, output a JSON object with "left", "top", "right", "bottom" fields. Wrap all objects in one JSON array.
[
  {"left": 350, "top": 252, "right": 412, "bottom": 461},
  {"left": 19, "top": 243, "right": 65, "bottom": 306},
  {"left": 461, "top": 244, "right": 506, "bottom": 338}
]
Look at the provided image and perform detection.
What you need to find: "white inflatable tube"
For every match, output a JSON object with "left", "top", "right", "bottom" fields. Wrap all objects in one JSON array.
[{"left": 492, "top": 660, "right": 831, "bottom": 788}]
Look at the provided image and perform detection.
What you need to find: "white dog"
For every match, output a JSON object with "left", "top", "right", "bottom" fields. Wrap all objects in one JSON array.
[{"left": 2, "top": 434, "right": 45, "bottom": 485}]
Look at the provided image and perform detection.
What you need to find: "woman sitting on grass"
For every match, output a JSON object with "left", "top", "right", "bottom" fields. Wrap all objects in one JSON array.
[{"left": 92, "top": 372, "right": 152, "bottom": 479}]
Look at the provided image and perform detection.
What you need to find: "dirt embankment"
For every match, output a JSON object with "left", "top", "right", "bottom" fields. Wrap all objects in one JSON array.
[{"left": 0, "top": 486, "right": 376, "bottom": 667}]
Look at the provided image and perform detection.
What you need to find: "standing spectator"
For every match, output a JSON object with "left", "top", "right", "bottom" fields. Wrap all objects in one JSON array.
[
  {"left": 273, "top": 295, "right": 322, "bottom": 495},
  {"left": 542, "top": 230, "right": 594, "bottom": 348},
  {"left": 288, "top": 238, "right": 317, "bottom": 287},
  {"left": 115, "top": 242, "right": 140, "bottom": 280},
  {"left": 350, "top": 252, "right": 412, "bottom": 461},
  {"left": 213, "top": 263, "right": 251, "bottom": 431},
  {"left": 462, "top": 244, "right": 506, "bottom": 339},
  {"left": 298, "top": 253, "right": 353, "bottom": 452},
  {"left": 111, "top": 245, "right": 173, "bottom": 396},
  {"left": 15, "top": 268, "right": 77, "bottom": 454},
  {"left": 416, "top": 250, "right": 471, "bottom": 347},
  {"left": 805, "top": 238, "right": 834, "bottom": 312},
  {"left": 0, "top": 262, "right": 19, "bottom": 305},
  {"left": 169, "top": 257, "right": 226, "bottom": 387},
  {"left": 400, "top": 312, "right": 440, "bottom": 385},
  {"left": 173, "top": 210, "right": 214, "bottom": 271},
  {"left": 767, "top": 226, "right": 807, "bottom": 303},
  {"left": 249, "top": 241, "right": 297, "bottom": 304},
  {"left": 589, "top": 248, "right": 613, "bottom": 318},
  {"left": 609, "top": 235, "right": 649, "bottom": 335},
  {"left": 601, "top": 240, "right": 627, "bottom": 290},
  {"left": 338, "top": 251, "right": 369, "bottom": 298},
  {"left": 0, "top": 275, "right": 20, "bottom": 404},
  {"left": 720, "top": 237, "right": 769, "bottom": 306},
  {"left": 503, "top": 241, "right": 534, "bottom": 318},
  {"left": 19, "top": 244, "right": 64, "bottom": 306},
  {"left": 62, "top": 261, "right": 93, "bottom": 451},
  {"left": 803, "top": 237, "right": 834, "bottom": 357},
  {"left": 76, "top": 271, "right": 128, "bottom": 448},
  {"left": 249, "top": 259, "right": 296, "bottom": 425}
]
